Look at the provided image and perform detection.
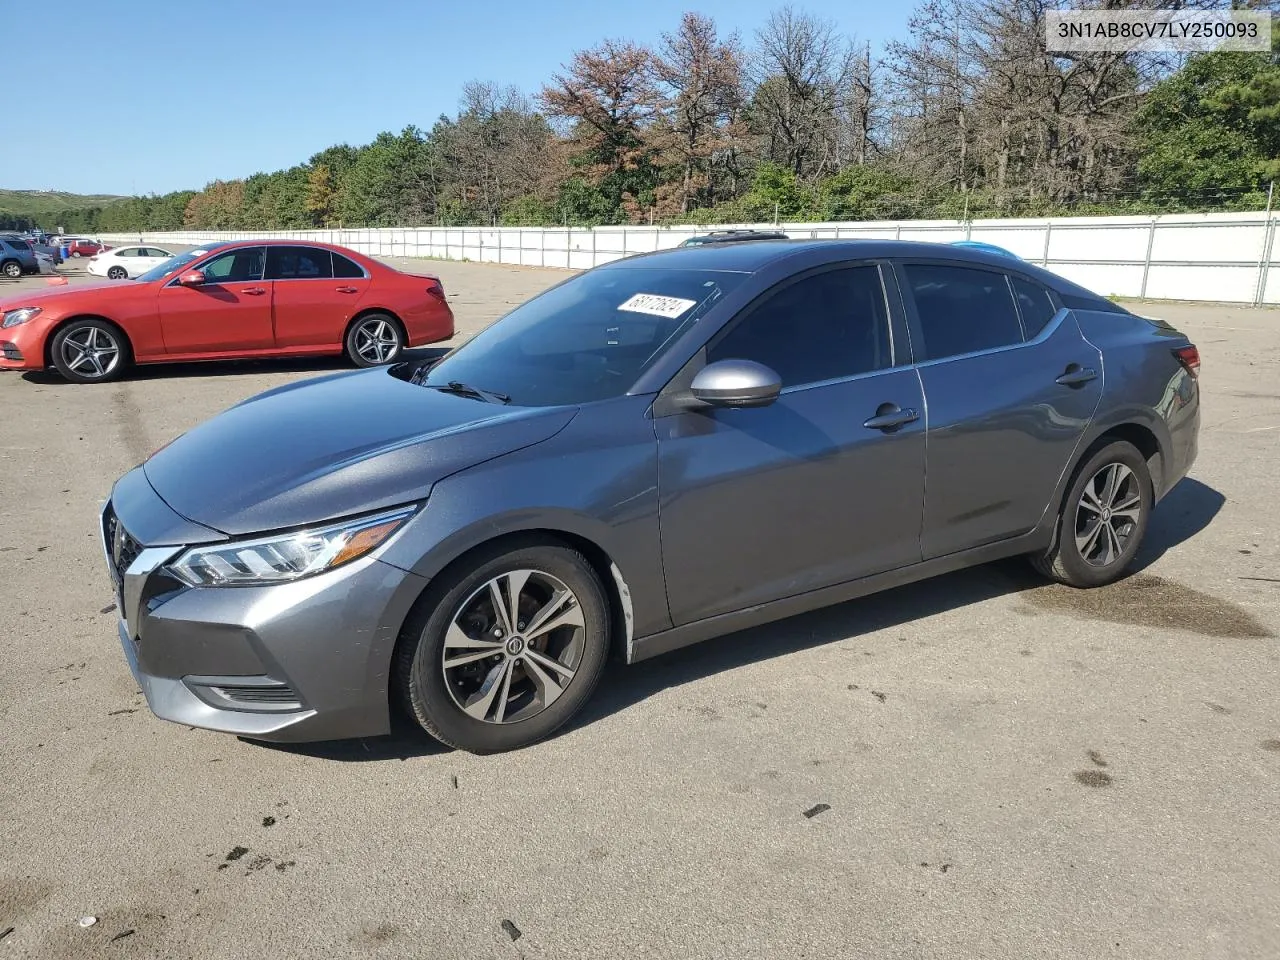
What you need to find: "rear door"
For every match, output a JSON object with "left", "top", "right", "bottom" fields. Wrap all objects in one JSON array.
[
  {"left": 265, "top": 246, "right": 364, "bottom": 349},
  {"left": 136, "top": 247, "right": 173, "bottom": 274},
  {"left": 896, "top": 261, "right": 1103, "bottom": 559},
  {"left": 156, "top": 246, "right": 273, "bottom": 355}
]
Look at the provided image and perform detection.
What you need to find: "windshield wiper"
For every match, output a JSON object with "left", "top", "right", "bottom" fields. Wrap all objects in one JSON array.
[{"left": 425, "top": 380, "right": 511, "bottom": 404}]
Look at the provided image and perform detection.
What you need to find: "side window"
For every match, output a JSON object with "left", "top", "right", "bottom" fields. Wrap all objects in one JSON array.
[
  {"left": 904, "top": 264, "right": 1024, "bottom": 360},
  {"left": 118, "top": 247, "right": 140, "bottom": 258},
  {"left": 199, "top": 247, "right": 265, "bottom": 283},
  {"left": 708, "top": 266, "right": 892, "bottom": 388},
  {"left": 265, "top": 246, "right": 334, "bottom": 280},
  {"left": 1011, "top": 276, "right": 1058, "bottom": 339},
  {"left": 332, "top": 253, "right": 364, "bottom": 279},
  {"left": 145, "top": 248, "right": 169, "bottom": 258}
]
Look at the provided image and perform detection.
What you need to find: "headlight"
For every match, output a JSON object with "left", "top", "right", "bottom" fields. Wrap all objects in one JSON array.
[
  {"left": 2, "top": 307, "right": 41, "bottom": 328},
  {"left": 168, "top": 506, "right": 417, "bottom": 587}
]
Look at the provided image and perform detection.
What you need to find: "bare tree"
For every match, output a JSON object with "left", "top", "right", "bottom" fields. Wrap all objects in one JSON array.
[
  {"left": 436, "top": 82, "right": 554, "bottom": 223},
  {"left": 748, "top": 5, "right": 858, "bottom": 179},
  {"left": 649, "top": 13, "right": 748, "bottom": 214}
]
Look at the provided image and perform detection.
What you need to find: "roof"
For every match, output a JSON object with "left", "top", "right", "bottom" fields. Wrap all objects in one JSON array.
[{"left": 601, "top": 238, "right": 1111, "bottom": 302}]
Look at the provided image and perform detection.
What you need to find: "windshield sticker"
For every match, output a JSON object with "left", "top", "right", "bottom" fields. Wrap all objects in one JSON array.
[{"left": 617, "top": 293, "right": 698, "bottom": 319}]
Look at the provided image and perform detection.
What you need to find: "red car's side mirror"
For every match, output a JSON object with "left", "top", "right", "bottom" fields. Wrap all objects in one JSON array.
[{"left": 179, "top": 270, "right": 207, "bottom": 286}]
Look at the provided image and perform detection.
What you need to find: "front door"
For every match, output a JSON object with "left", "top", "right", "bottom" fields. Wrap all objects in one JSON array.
[
  {"left": 157, "top": 246, "right": 273, "bottom": 355},
  {"left": 896, "top": 262, "right": 1104, "bottom": 559},
  {"left": 656, "top": 263, "right": 927, "bottom": 627}
]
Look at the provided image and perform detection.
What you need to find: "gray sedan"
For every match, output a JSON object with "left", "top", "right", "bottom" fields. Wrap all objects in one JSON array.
[{"left": 101, "top": 240, "right": 1201, "bottom": 753}]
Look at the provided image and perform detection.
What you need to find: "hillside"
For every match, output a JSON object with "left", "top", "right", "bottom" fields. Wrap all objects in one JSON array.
[{"left": 0, "top": 189, "right": 127, "bottom": 226}]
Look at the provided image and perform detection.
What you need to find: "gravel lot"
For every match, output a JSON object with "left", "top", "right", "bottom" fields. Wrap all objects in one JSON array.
[{"left": 1, "top": 254, "right": 1278, "bottom": 959}]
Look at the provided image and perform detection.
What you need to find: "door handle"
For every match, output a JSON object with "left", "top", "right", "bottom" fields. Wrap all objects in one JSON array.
[
  {"left": 242, "top": 287, "right": 266, "bottom": 296},
  {"left": 863, "top": 404, "right": 920, "bottom": 431},
  {"left": 336, "top": 285, "right": 359, "bottom": 294},
  {"left": 1055, "top": 364, "right": 1098, "bottom": 387}
]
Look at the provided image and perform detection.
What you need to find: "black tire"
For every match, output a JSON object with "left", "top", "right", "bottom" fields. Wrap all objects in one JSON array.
[
  {"left": 1, "top": 259, "right": 20, "bottom": 279},
  {"left": 49, "top": 318, "right": 130, "bottom": 384},
  {"left": 70, "top": 251, "right": 81, "bottom": 258},
  {"left": 394, "top": 539, "right": 611, "bottom": 753},
  {"left": 344, "top": 312, "right": 405, "bottom": 367},
  {"left": 107, "top": 266, "right": 127, "bottom": 280},
  {"left": 1030, "top": 440, "right": 1153, "bottom": 588}
]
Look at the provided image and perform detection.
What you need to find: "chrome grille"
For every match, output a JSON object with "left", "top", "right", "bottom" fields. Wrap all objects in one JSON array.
[{"left": 102, "top": 503, "right": 142, "bottom": 583}]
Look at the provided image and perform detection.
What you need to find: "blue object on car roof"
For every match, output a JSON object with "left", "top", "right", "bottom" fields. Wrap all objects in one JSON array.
[{"left": 951, "top": 240, "right": 1021, "bottom": 259}]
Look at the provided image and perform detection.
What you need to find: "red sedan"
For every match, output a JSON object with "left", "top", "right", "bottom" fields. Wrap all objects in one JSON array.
[
  {"left": 67, "top": 239, "right": 109, "bottom": 257},
  {"left": 0, "top": 241, "right": 455, "bottom": 383}
]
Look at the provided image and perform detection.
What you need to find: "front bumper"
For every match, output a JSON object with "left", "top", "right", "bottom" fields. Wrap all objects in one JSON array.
[
  {"left": 0, "top": 323, "right": 45, "bottom": 370},
  {"left": 103, "top": 469, "right": 429, "bottom": 743}
]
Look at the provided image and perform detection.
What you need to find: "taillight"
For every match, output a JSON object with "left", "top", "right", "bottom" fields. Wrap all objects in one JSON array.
[
  {"left": 1173, "top": 345, "right": 1200, "bottom": 378},
  {"left": 426, "top": 279, "right": 446, "bottom": 302}
]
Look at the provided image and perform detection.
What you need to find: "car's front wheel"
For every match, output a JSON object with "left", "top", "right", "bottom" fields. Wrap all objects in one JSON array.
[
  {"left": 49, "top": 319, "right": 130, "bottom": 384},
  {"left": 1031, "top": 440, "right": 1152, "bottom": 587},
  {"left": 344, "top": 313, "right": 405, "bottom": 367},
  {"left": 395, "top": 540, "right": 611, "bottom": 753},
  {"left": 107, "top": 266, "right": 127, "bottom": 280}
]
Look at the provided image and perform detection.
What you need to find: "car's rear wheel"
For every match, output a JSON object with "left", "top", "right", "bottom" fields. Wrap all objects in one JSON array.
[
  {"left": 1, "top": 260, "right": 20, "bottom": 279},
  {"left": 395, "top": 540, "right": 611, "bottom": 753},
  {"left": 49, "top": 319, "right": 130, "bottom": 384},
  {"left": 107, "top": 266, "right": 127, "bottom": 280},
  {"left": 344, "top": 313, "right": 404, "bottom": 367},
  {"left": 1030, "top": 440, "right": 1152, "bottom": 588},
  {"left": 70, "top": 251, "right": 81, "bottom": 258}
]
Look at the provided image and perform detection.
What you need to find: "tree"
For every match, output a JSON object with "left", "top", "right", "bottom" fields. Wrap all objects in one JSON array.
[
  {"left": 435, "top": 82, "right": 557, "bottom": 225},
  {"left": 1137, "top": 40, "right": 1280, "bottom": 207},
  {"left": 540, "top": 39, "right": 662, "bottom": 221},
  {"left": 649, "top": 13, "right": 748, "bottom": 215},
  {"left": 305, "top": 163, "right": 337, "bottom": 226},
  {"left": 748, "top": 6, "right": 858, "bottom": 180},
  {"left": 333, "top": 127, "right": 436, "bottom": 226}
]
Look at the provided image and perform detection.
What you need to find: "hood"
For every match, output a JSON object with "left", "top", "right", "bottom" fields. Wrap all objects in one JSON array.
[
  {"left": 144, "top": 368, "right": 577, "bottom": 535},
  {"left": 0, "top": 278, "right": 129, "bottom": 309}
]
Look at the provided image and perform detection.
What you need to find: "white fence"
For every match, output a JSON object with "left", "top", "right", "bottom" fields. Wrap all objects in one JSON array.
[{"left": 100, "top": 210, "right": 1280, "bottom": 305}]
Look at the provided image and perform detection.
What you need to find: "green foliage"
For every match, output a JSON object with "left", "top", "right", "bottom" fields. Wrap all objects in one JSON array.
[
  {"left": 501, "top": 194, "right": 557, "bottom": 226},
  {"left": 1136, "top": 45, "right": 1280, "bottom": 209},
  {"left": 817, "top": 167, "right": 920, "bottom": 221}
]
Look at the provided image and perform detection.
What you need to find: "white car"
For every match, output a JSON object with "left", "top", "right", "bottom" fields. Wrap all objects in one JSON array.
[{"left": 87, "top": 245, "right": 175, "bottom": 280}]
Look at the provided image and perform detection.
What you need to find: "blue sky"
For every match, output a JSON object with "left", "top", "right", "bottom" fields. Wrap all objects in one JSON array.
[{"left": 1, "top": 0, "right": 912, "bottom": 197}]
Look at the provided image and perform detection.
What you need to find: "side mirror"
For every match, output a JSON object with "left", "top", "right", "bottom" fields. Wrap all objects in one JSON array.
[
  {"left": 689, "top": 359, "right": 782, "bottom": 409},
  {"left": 179, "top": 270, "right": 206, "bottom": 286}
]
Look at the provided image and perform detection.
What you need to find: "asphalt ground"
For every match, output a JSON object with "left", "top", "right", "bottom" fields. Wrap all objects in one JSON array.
[{"left": 1, "top": 252, "right": 1278, "bottom": 959}]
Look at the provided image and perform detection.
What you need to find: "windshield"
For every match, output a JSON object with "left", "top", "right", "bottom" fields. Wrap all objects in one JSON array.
[
  {"left": 136, "top": 246, "right": 223, "bottom": 283},
  {"left": 423, "top": 266, "right": 746, "bottom": 406}
]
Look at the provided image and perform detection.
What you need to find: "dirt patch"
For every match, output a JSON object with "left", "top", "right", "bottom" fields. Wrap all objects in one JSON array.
[{"left": 1021, "top": 574, "right": 1272, "bottom": 639}]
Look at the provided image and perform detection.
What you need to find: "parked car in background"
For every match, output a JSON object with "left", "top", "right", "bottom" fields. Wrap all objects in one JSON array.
[
  {"left": 88, "top": 245, "right": 175, "bottom": 280},
  {"left": 680, "top": 229, "right": 790, "bottom": 246},
  {"left": 0, "top": 240, "right": 454, "bottom": 382},
  {"left": 0, "top": 236, "right": 39, "bottom": 278},
  {"left": 28, "top": 238, "right": 63, "bottom": 265},
  {"left": 95, "top": 239, "right": 1200, "bottom": 753},
  {"left": 67, "top": 238, "right": 108, "bottom": 258}
]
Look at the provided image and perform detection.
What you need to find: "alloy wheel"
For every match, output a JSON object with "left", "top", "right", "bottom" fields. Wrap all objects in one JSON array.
[
  {"left": 1074, "top": 462, "right": 1142, "bottom": 567},
  {"left": 353, "top": 318, "right": 400, "bottom": 364},
  {"left": 60, "top": 326, "right": 121, "bottom": 380},
  {"left": 2, "top": 262, "right": 20, "bottom": 278},
  {"left": 441, "top": 569, "right": 585, "bottom": 724}
]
